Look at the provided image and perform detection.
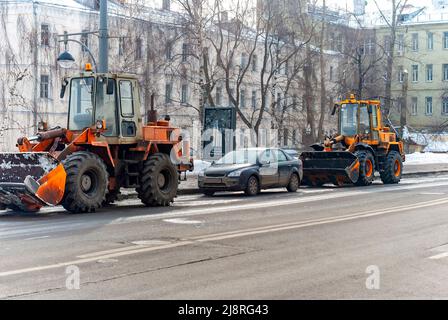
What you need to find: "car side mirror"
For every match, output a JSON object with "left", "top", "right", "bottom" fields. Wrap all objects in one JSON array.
[
  {"left": 106, "top": 79, "right": 114, "bottom": 95},
  {"left": 60, "top": 79, "right": 68, "bottom": 99},
  {"left": 331, "top": 104, "right": 339, "bottom": 116}
]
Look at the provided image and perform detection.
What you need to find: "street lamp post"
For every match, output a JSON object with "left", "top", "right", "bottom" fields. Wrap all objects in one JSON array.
[
  {"left": 400, "top": 69, "right": 409, "bottom": 138},
  {"left": 56, "top": 0, "right": 108, "bottom": 73}
]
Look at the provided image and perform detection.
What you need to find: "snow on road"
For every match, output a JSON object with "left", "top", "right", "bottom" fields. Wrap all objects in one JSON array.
[{"left": 406, "top": 152, "right": 448, "bottom": 165}]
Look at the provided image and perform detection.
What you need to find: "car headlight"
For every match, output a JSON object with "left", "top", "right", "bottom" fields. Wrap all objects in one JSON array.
[{"left": 228, "top": 169, "right": 244, "bottom": 177}]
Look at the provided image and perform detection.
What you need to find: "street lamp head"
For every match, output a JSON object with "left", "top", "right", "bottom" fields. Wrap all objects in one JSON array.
[{"left": 57, "top": 51, "right": 75, "bottom": 69}]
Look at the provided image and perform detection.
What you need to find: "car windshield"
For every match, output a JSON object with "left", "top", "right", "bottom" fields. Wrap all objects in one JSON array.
[
  {"left": 215, "top": 150, "right": 259, "bottom": 165},
  {"left": 68, "top": 77, "right": 94, "bottom": 131}
]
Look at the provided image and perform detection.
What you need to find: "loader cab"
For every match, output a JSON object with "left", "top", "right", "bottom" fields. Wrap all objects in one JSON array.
[
  {"left": 338, "top": 100, "right": 381, "bottom": 141},
  {"left": 65, "top": 72, "right": 142, "bottom": 143}
]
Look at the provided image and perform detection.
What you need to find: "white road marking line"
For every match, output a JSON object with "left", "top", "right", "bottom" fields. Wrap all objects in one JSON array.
[
  {"left": 420, "top": 192, "right": 445, "bottom": 195},
  {"left": 164, "top": 218, "right": 203, "bottom": 225},
  {"left": 23, "top": 236, "right": 50, "bottom": 241},
  {"left": 1, "top": 197, "right": 448, "bottom": 278},
  {"left": 428, "top": 252, "right": 448, "bottom": 260}
]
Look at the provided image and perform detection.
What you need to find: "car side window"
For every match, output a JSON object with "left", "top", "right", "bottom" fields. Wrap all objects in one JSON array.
[
  {"left": 277, "top": 150, "right": 288, "bottom": 162},
  {"left": 260, "top": 149, "right": 276, "bottom": 164}
]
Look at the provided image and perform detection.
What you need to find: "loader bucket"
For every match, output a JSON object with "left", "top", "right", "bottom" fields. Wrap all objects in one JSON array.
[
  {"left": 300, "top": 151, "right": 360, "bottom": 186},
  {"left": 0, "top": 153, "right": 65, "bottom": 212}
]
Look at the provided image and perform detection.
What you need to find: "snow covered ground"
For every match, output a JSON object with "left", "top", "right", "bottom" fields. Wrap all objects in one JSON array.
[{"left": 406, "top": 152, "right": 448, "bottom": 165}]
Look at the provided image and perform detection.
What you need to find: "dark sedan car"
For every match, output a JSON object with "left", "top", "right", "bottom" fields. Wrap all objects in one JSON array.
[{"left": 198, "top": 148, "right": 303, "bottom": 196}]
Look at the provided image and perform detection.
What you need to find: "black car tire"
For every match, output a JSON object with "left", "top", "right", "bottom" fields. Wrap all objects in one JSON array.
[
  {"left": 287, "top": 173, "right": 300, "bottom": 192},
  {"left": 245, "top": 175, "right": 260, "bottom": 196},
  {"left": 203, "top": 190, "right": 215, "bottom": 197}
]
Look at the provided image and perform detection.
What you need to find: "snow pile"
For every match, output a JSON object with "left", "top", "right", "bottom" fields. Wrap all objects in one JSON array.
[
  {"left": 188, "top": 160, "right": 211, "bottom": 175},
  {"left": 403, "top": 127, "right": 448, "bottom": 153},
  {"left": 406, "top": 152, "right": 448, "bottom": 165}
]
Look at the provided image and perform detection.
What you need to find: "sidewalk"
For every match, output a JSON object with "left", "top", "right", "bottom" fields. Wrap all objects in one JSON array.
[{"left": 118, "top": 163, "right": 448, "bottom": 200}]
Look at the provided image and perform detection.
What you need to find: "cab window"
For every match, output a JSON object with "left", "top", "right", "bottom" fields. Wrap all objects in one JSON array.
[
  {"left": 120, "top": 80, "right": 134, "bottom": 117},
  {"left": 359, "top": 104, "right": 370, "bottom": 134},
  {"left": 95, "top": 78, "right": 117, "bottom": 136}
]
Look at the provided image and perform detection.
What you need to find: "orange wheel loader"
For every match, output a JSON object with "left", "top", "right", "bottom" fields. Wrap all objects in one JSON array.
[
  {"left": 0, "top": 70, "right": 192, "bottom": 213},
  {"left": 300, "top": 95, "right": 405, "bottom": 187}
]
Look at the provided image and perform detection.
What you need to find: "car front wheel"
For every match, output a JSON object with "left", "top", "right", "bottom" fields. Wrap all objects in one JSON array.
[{"left": 245, "top": 176, "right": 260, "bottom": 196}]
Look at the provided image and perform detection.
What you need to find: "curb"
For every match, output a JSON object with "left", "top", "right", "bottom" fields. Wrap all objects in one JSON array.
[{"left": 117, "top": 170, "right": 448, "bottom": 201}]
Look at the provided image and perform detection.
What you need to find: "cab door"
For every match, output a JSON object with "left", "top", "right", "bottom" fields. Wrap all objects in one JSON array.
[
  {"left": 118, "top": 79, "right": 143, "bottom": 141},
  {"left": 95, "top": 78, "right": 118, "bottom": 137}
]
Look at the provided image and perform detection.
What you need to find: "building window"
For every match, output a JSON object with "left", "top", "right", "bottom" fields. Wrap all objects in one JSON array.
[
  {"left": 41, "top": 24, "right": 50, "bottom": 46},
  {"left": 216, "top": 86, "right": 222, "bottom": 106},
  {"left": 240, "top": 89, "right": 246, "bottom": 108},
  {"left": 444, "top": 32, "right": 448, "bottom": 49},
  {"left": 329, "top": 66, "right": 333, "bottom": 81},
  {"left": 81, "top": 30, "right": 89, "bottom": 53},
  {"left": 165, "top": 44, "right": 172, "bottom": 60},
  {"left": 426, "top": 97, "right": 433, "bottom": 115},
  {"left": 365, "top": 38, "right": 374, "bottom": 55},
  {"left": 251, "top": 90, "right": 257, "bottom": 109},
  {"left": 443, "top": 98, "right": 448, "bottom": 114},
  {"left": 427, "top": 32, "right": 434, "bottom": 50},
  {"left": 411, "top": 33, "right": 419, "bottom": 51},
  {"left": 397, "top": 34, "right": 404, "bottom": 55},
  {"left": 277, "top": 93, "right": 282, "bottom": 109},
  {"left": 165, "top": 83, "right": 172, "bottom": 104},
  {"left": 241, "top": 53, "right": 248, "bottom": 68},
  {"left": 411, "top": 97, "right": 418, "bottom": 115},
  {"left": 336, "top": 34, "right": 343, "bottom": 52},
  {"left": 181, "top": 84, "right": 188, "bottom": 104},
  {"left": 118, "top": 37, "right": 125, "bottom": 56},
  {"left": 443, "top": 64, "right": 448, "bottom": 81},
  {"left": 182, "top": 43, "right": 188, "bottom": 62},
  {"left": 252, "top": 55, "right": 257, "bottom": 72},
  {"left": 162, "top": 0, "right": 170, "bottom": 10},
  {"left": 292, "top": 129, "right": 297, "bottom": 144},
  {"left": 398, "top": 66, "right": 404, "bottom": 83},
  {"left": 384, "top": 35, "right": 391, "bottom": 54},
  {"left": 40, "top": 75, "right": 49, "bottom": 99},
  {"left": 136, "top": 37, "right": 143, "bottom": 60},
  {"left": 426, "top": 64, "right": 433, "bottom": 82},
  {"left": 412, "top": 65, "right": 418, "bottom": 82}
]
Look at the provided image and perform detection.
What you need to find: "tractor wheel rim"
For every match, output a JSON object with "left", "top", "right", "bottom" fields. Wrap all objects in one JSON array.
[
  {"left": 81, "top": 174, "right": 93, "bottom": 192},
  {"left": 366, "top": 160, "right": 373, "bottom": 177},
  {"left": 157, "top": 172, "right": 167, "bottom": 189},
  {"left": 394, "top": 160, "right": 401, "bottom": 177}
]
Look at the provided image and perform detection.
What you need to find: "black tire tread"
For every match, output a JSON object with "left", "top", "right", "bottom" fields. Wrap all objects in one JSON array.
[
  {"left": 354, "top": 150, "right": 375, "bottom": 186},
  {"left": 380, "top": 151, "right": 402, "bottom": 184},
  {"left": 137, "top": 153, "right": 179, "bottom": 207},
  {"left": 61, "top": 151, "right": 109, "bottom": 213}
]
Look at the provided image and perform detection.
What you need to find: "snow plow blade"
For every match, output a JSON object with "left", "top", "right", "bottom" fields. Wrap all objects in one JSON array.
[
  {"left": 300, "top": 151, "right": 360, "bottom": 186},
  {"left": 0, "top": 153, "right": 66, "bottom": 212}
]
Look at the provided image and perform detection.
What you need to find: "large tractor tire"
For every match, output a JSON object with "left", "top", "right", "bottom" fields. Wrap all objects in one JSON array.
[
  {"left": 61, "top": 151, "right": 109, "bottom": 214},
  {"left": 354, "top": 150, "right": 375, "bottom": 186},
  {"left": 380, "top": 151, "right": 403, "bottom": 184},
  {"left": 137, "top": 153, "right": 179, "bottom": 207}
]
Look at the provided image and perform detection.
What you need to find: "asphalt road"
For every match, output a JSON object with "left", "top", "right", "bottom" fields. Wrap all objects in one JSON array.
[{"left": 2, "top": 175, "right": 448, "bottom": 299}]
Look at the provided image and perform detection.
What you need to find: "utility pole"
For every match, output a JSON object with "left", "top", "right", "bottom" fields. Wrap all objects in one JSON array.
[
  {"left": 400, "top": 69, "right": 409, "bottom": 138},
  {"left": 98, "top": 0, "right": 109, "bottom": 73}
]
